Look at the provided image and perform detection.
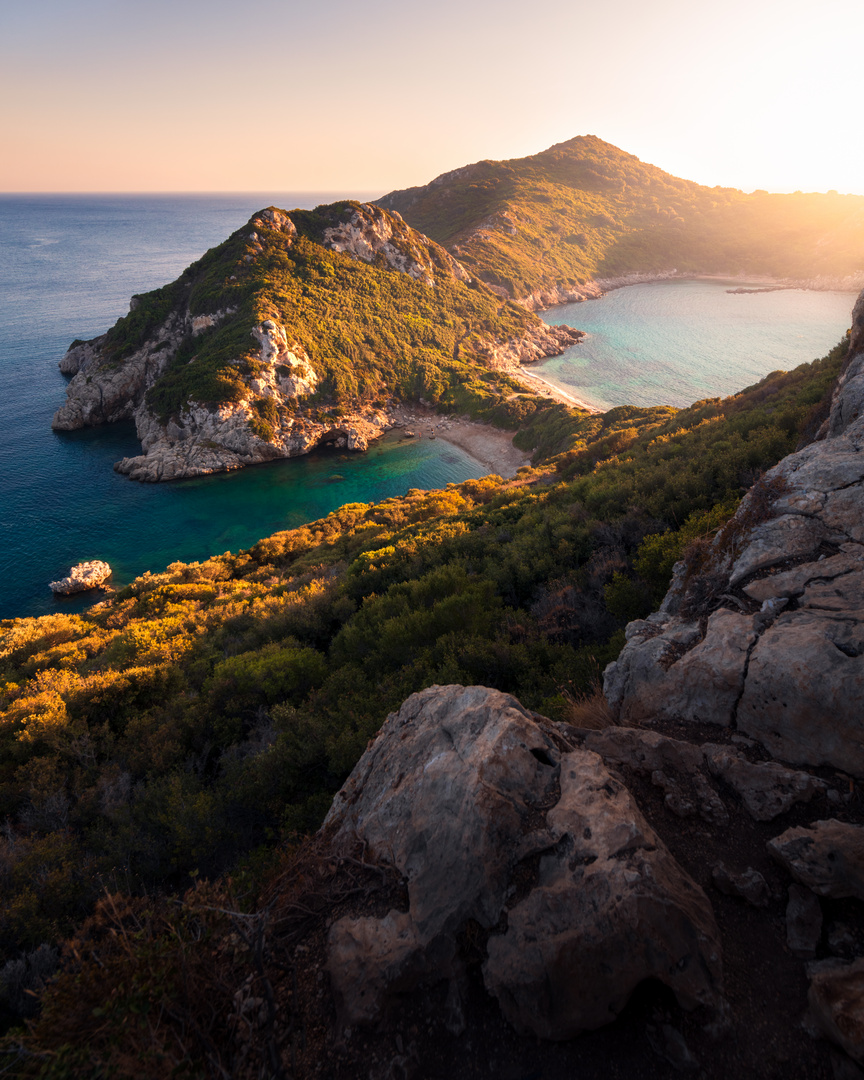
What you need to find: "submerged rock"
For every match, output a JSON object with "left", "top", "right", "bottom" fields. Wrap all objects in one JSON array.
[
  {"left": 324, "top": 684, "right": 723, "bottom": 1040},
  {"left": 49, "top": 561, "right": 112, "bottom": 595}
]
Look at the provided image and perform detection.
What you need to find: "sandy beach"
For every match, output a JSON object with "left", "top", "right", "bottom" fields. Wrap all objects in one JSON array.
[
  {"left": 385, "top": 364, "right": 602, "bottom": 479},
  {"left": 387, "top": 405, "right": 531, "bottom": 479},
  {"left": 513, "top": 366, "right": 600, "bottom": 413}
]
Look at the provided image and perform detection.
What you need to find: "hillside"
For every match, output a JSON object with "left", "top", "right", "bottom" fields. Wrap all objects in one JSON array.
[
  {"left": 0, "top": 327, "right": 850, "bottom": 1047},
  {"left": 51, "top": 202, "right": 580, "bottom": 480},
  {"left": 377, "top": 135, "right": 864, "bottom": 304}
]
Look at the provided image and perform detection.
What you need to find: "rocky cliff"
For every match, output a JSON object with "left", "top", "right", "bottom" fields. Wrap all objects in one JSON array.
[
  {"left": 604, "top": 288, "right": 864, "bottom": 777},
  {"left": 289, "top": 299, "right": 864, "bottom": 1076},
  {"left": 52, "top": 203, "right": 582, "bottom": 482}
]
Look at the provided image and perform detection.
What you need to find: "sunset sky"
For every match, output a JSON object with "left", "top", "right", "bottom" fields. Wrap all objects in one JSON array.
[{"left": 1, "top": 0, "right": 860, "bottom": 196}]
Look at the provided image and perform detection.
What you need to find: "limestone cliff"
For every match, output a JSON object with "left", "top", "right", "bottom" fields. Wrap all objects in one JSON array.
[
  {"left": 52, "top": 202, "right": 581, "bottom": 482},
  {"left": 604, "top": 288, "right": 864, "bottom": 776}
]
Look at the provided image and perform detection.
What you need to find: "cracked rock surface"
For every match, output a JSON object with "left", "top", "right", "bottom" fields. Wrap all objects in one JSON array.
[
  {"left": 323, "top": 685, "right": 723, "bottom": 1039},
  {"left": 604, "top": 297, "right": 864, "bottom": 776}
]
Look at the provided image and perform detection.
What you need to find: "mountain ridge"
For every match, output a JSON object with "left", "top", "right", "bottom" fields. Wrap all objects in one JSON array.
[{"left": 378, "top": 135, "right": 864, "bottom": 303}]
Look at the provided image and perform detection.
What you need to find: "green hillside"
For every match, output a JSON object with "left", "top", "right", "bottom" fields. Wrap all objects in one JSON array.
[
  {"left": 0, "top": 338, "right": 846, "bottom": 1046},
  {"left": 81, "top": 201, "right": 542, "bottom": 422},
  {"left": 378, "top": 136, "right": 864, "bottom": 299}
]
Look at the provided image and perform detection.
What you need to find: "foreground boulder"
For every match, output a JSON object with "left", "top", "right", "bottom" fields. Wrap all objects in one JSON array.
[
  {"left": 323, "top": 684, "right": 723, "bottom": 1040},
  {"left": 49, "top": 560, "right": 112, "bottom": 595},
  {"left": 808, "top": 958, "right": 864, "bottom": 1065},
  {"left": 605, "top": 290, "right": 864, "bottom": 776}
]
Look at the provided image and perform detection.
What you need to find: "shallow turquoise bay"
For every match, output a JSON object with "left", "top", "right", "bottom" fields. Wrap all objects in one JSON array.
[{"left": 538, "top": 279, "right": 853, "bottom": 410}]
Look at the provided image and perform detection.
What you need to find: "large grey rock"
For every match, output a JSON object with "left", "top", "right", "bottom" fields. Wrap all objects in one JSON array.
[
  {"left": 737, "top": 611, "right": 864, "bottom": 773},
  {"left": 604, "top": 289, "right": 864, "bottom": 776},
  {"left": 808, "top": 958, "right": 864, "bottom": 1065},
  {"left": 702, "top": 745, "right": 826, "bottom": 821},
  {"left": 768, "top": 820, "right": 864, "bottom": 899},
  {"left": 324, "top": 685, "right": 723, "bottom": 1039},
  {"left": 604, "top": 609, "right": 756, "bottom": 728}
]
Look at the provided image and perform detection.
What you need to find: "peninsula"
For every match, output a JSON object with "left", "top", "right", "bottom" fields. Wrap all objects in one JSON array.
[
  {"left": 378, "top": 135, "right": 864, "bottom": 306},
  {"left": 52, "top": 202, "right": 581, "bottom": 481}
]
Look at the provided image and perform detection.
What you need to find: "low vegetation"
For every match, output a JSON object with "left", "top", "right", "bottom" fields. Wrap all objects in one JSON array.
[
  {"left": 378, "top": 136, "right": 864, "bottom": 298},
  {"left": 0, "top": 337, "right": 847, "bottom": 1063}
]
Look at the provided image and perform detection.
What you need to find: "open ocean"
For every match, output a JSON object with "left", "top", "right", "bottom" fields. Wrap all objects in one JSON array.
[{"left": 0, "top": 194, "right": 855, "bottom": 619}]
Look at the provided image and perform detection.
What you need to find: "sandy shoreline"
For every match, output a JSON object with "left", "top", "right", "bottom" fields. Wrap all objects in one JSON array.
[
  {"left": 512, "top": 367, "right": 600, "bottom": 413},
  {"left": 387, "top": 405, "right": 531, "bottom": 479},
  {"left": 384, "top": 358, "right": 604, "bottom": 478}
]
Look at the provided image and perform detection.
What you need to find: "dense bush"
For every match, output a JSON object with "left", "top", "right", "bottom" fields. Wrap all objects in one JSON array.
[{"left": 0, "top": 340, "right": 847, "bottom": 987}]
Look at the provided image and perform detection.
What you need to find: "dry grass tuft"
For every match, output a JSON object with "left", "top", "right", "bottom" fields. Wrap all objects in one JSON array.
[{"left": 558, "top": 681, "right": 618, "bottom": 730}]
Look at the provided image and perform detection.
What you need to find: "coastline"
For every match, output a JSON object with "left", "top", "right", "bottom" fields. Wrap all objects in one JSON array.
[
  {"left": 386, "top": 405, "right": 531, "bottom": 479},
  {"left": 512, "top": 367, "right": 600, "bottom": 413},
  {"left": 524, "top": 270, "right": 864, "bottom": 313}
]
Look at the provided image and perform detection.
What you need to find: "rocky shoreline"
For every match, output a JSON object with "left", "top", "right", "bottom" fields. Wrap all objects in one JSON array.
[
  {"left": 51, "top": 201, "right": 585, "bottom": 484},
  {"left": 53, "top": 312, "right": 582, "bottom": 484}
]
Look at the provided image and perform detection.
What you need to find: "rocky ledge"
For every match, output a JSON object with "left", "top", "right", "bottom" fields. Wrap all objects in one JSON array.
[
  {"left": 604, "top": 288, "right": 864, "bottom": 776},
  {"left": 49, "top": 560, "right": 112, "bottom": 595},
  {"left": 288, "top": 682, "right": 863, "bottom": 1077},
  {"left": 324, "top": 685, "right": 723, "bottom": 1040}
]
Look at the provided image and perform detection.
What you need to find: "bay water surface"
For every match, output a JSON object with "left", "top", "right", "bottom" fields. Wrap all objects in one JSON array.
[
  {"left": 0, "top": 196, "right": 856, "bottom": 618},
  {"left": 538, "top": 279, "right": 853, "bottom": 410}
]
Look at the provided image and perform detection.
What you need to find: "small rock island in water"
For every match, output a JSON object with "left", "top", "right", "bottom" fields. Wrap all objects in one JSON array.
[{"left": 49, "top": 560, "right": 112, "bottom": 595}]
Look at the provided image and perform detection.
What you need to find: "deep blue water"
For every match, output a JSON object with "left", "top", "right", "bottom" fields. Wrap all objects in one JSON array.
[
  {"left": 0, "top": 195, "right": 488, "bottom": 619},
  {"left": 538, "top": 279, "right": 854, "bottom": 410}
]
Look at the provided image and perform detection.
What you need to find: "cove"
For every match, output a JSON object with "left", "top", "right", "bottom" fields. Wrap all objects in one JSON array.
[
  {"left": 0, "top": 194, "right": 485, "bottom": 620},
  {"left": 537, "top": 279, "right": 854, "bottom": 410}
]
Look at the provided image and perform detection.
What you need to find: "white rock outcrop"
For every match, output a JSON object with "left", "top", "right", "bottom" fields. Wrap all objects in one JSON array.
[
  {"left": 49, "top": 561, "right": 112, "bottom": 595},
  {"left": 323, "top": 203, "right": 471, "bottom": 287}
]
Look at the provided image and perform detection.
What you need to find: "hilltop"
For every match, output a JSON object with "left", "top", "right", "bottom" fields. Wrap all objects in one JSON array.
[
  {"left": 378, "top": 135, "right": 864, "bottom": 304},
  {"left": 51, "top": 202, "right": 580, "bottom": 480}
]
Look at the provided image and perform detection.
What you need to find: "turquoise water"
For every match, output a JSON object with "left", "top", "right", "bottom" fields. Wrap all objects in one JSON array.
[
  {"left": 1, "top": 198, "right": 856, "bottom": 621},
  {"left": 538, "top": 280, "right": 855, "bottom": 410},
  {"left": 0, "top": 195, "right": 486, "bottom": 619}
]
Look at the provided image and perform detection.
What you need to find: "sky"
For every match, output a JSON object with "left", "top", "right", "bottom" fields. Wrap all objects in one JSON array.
[{"left": 1, "top": 0, "right": 861, "bottom": 196}]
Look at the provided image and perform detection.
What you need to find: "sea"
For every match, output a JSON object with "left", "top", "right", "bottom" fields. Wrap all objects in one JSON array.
[{"left": 0, "top": 195, "right": 856, "bottom": 620}]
